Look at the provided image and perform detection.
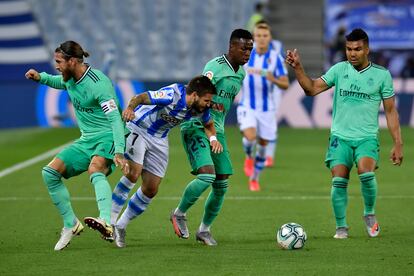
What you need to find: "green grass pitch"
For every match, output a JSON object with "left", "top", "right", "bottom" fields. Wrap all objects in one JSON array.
[{"left": 0, "top": 127, "right": 413, "bottom": 275}]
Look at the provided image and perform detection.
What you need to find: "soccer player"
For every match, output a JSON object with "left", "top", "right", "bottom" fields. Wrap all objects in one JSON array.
[
  {"left": 286, "top": 28, "right": 403, "bottom": 239},
  {"left": 110, "top": 76, "right": 222, "bottom": 248},
  {"left": 170, "top": 29, "right": 254, "bottom": 246},
  {"left": 237, "top": 22, "right": 289, "bottom": 191},
  {"left": 25, "top": 41, "right": 129, "bottom": 250}
]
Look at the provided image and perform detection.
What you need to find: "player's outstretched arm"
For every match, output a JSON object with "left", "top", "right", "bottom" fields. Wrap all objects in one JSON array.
[
  {"left": 383, "top": 97, "right": 403, "bottom": 166},
  {"left": 285, "top": 49, "right": 328, "bottom": 96},
  {"left": 25, "top": 69, "right": 40, "bottom": 81},
  {"left": 122, "top": 93, "right": 151, "bottom": 121},
  {"left": 25, "top": 69, "right": 66, "bottom": 90},
  {"left": 203, "top": 120, "right": 223, "bottom": 154}
]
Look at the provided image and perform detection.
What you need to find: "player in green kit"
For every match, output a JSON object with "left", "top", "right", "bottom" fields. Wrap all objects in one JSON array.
[
  {"left": 25, "top": 41, "right": 129, "bottom": 250},
  {"left": 170, "top": 29, "right": 253, "bottom": 245},
  {"left": 286, "top": 29, "right": 403, "bottom": 239}
]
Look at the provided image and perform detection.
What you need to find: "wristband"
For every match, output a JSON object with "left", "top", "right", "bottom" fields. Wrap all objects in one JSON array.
[{"left": 209, "top": 135, "right": 217, "bottom": 143}]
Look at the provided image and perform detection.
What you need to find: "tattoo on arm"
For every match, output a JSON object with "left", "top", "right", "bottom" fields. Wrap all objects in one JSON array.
[{"left": 127, "top": 93, "right": 151, "bottom": 109}]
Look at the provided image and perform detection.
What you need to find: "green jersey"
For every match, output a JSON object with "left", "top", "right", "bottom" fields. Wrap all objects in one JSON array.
[
  {"left": 181, "top": 55, "right": 245, "bottom": 133},
  {"left": 39, "top": 66, "right": 126, "bottom": 154},
  {"left": 321, "top": 61, "right": 394, "bottom": 140}
]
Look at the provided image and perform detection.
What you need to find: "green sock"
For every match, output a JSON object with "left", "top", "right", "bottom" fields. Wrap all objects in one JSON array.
[
  {"left": 202, "top": 179, "right": 228, "bottom": 226},
  {"left": 42, "top": 166, "right": 76, "bottom": 228},
  {"left": 177, "top": 174, "right": 215, "bottom": 213},
  {"left": 359, "top": 172, "right": 377, "bottom": 216},
  {"left": 90, "top": 172, "right": 112, "bottom": 224},
  {"left": 331, "top": 177, "right": 349, "bottom": 228}
]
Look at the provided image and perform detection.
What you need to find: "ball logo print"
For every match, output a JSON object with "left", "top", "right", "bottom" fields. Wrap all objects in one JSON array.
[{"left": 276, "top": 222, "right": 307, "bottom": 250}]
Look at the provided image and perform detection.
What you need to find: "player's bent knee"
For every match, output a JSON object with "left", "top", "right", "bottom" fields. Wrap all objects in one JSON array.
[
  {"left": 358, "top": 171, "right": 375, "bottom": 182},
  {"left": 197, "top": 165, "right": 215, "bottom": 175},
  {"left": 197, "top": 173, "right": 216, "bottom": 185},
  {"left": 41, "top": 166, "right": 62, "bottom": 188}
]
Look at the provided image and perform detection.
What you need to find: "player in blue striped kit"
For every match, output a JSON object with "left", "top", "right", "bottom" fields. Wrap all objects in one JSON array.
[
  {"left": 110, "top": 75, "right": 222, "bottom": 247},
  {"left": 237, "top": 22, "right": 289, "bottom": 191}
]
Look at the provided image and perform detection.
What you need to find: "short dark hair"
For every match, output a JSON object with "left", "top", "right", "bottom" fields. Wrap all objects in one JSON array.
[
  {"left": 230, "top": 29, "right": 253, "bottom": 43},
  {"left": 187, "top": 75, "right": 216, "bottom": 97},
  {"left": 55, "top": 40, "right": 90, "bottom": 61},
  {"left": 255, "top": 3, "right": 263, "bottom": 12},
  {"left": 345, "top": 28, "right": 369, "bottom": 46}
]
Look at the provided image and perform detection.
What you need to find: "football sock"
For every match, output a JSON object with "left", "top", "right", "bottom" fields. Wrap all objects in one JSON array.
[
  {"left": 111, "top": 176, "right": 136, "bottom": 225},
  {"left": 331, "top": 177, "right": 349, "bottom": 228},
  {"left": 42, "top": 166, "right": 76, "bottom": 228},
  {"left": 359, "top": 172, "right": 377, "bottom": 216},
  {"left": 90, "top": 172, "right": 112, "bottom": 225},
  {"left": 251, "top": 144, "right": 266, "bottom": 181},
  {"left": 176, "top": 174, "right": 215, "bottom": 214},
  {"left": 265, "top": 139, "right": 277, "bottom": 159},
  {"left": 242, "top": 137, "right": 256, "bottom": 158},
  {"left": 117, "top": 186, "right": 151, "bottom": 229},
  {"left": 202, "top": 179, "right": 228, "bottom": 226}
]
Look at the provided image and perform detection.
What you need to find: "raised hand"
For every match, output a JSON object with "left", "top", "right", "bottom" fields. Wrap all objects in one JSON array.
[
  {"left": 285, "top": 49, "right": 301, "bottom": 69},
  {"left": 25, "top": 69, "right": 40, "bottom": 81}
]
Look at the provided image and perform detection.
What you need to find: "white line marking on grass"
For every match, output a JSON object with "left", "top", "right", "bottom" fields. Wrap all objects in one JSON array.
[
  {"left": 0, "top": 142, "right": 71, "bottom": 179},
  {"left": 1, "top": 195, "right": 414, "bottom": 201}
]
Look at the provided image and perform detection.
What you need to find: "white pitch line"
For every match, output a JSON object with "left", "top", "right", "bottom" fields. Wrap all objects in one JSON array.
[
  {"left": 0, "top": 142, "right": 72, "bottom": 179},
  {"left": 0, "top": 195, "right": 413, "bottom": 202}
]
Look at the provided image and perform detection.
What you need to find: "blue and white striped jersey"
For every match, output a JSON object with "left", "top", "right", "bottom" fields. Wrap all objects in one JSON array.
[
  {"left": 128, "top": 83, "right": 211, "bottom": 138},
  {"left": 239, "top": 40, "right": 288, "bottom": 112}
]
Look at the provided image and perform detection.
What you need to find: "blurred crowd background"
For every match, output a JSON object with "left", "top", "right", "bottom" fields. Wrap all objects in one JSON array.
[{"left": 1, "top": 0, "right": 413, "bottom": 128}]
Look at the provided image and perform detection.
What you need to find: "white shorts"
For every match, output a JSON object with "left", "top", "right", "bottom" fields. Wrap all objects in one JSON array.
[
  {"left": 124, "top": 129, "right": 169, "bottom": 178},
  {"left": 237, "top": 105, "right": 277, "bottom": 141}
]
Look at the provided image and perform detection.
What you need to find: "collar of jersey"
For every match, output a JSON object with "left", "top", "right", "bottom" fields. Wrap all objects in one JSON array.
[
  {"left": 348, "top": 61, "right": 372, "bottom": 74},
  {"left": 223, "top": 54, "right": 238, "bottom": 73},
  {"left": 75, "top": 65, "right": 91, "bottom": 85}
]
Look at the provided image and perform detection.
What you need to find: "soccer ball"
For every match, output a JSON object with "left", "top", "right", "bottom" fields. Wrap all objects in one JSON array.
[{"left": 276, "top": 222, "right": 307, "bottom": 250}]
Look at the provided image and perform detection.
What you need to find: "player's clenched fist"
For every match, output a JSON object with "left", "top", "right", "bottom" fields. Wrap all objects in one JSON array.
[{"left": 25, "top": 69, "right": 40, "bottom": 81}]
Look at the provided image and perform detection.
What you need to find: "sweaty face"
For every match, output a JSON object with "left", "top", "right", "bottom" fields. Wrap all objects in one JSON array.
[
  {"left": 254, "top": 28, "right": 271, "bottom": 51},
  {"left": 230, "top": 38, "right": 254, "bottom": 66},
  {"left": 192, "top": 93, "right": 213, "bottom": 113},
  {"left": 54, "top": 52, "right": 73, "bottom": 81},
  {"left": 345, "top": 40, "right": 369, "bottom": 69}
]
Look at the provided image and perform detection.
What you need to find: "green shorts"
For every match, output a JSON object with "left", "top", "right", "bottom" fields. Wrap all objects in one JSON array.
[
  {"left": 324, "top": 135, "right": 380, "bottom": 170},
  {"left": 181, "top": 127, "right": 233, "bottom": 175},
  {"left": 56, "top": 133, "right": 116, "bottom": 179}
]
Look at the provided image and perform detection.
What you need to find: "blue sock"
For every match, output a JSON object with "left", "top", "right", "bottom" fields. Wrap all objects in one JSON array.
[
  {"left": 111, "top": 176, "right": 136, "bottom": 225},
  {"left": 117, "top": 187, "right": 151, "bottom": 229}
]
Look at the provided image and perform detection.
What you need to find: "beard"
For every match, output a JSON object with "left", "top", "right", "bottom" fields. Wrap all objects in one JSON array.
[
  {"left": 61, "top": 70, "right": 72, "bottom": 82},
  {"left": 191, "top": 103, "right": 204, "bottom": 114}
]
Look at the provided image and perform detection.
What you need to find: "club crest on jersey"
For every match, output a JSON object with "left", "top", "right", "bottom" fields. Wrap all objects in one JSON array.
[
  {"left": 101, "top": 99, "right": 118, "bottom": 114},
  {"left": 153, "top": 91, "right": 166, "bottom": 99},
  {"left": 367, "top": 78, "right": 374, "bottom": 86},
  {"left": 205, "top": 71, "right": 214, "bottom": 80}
]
